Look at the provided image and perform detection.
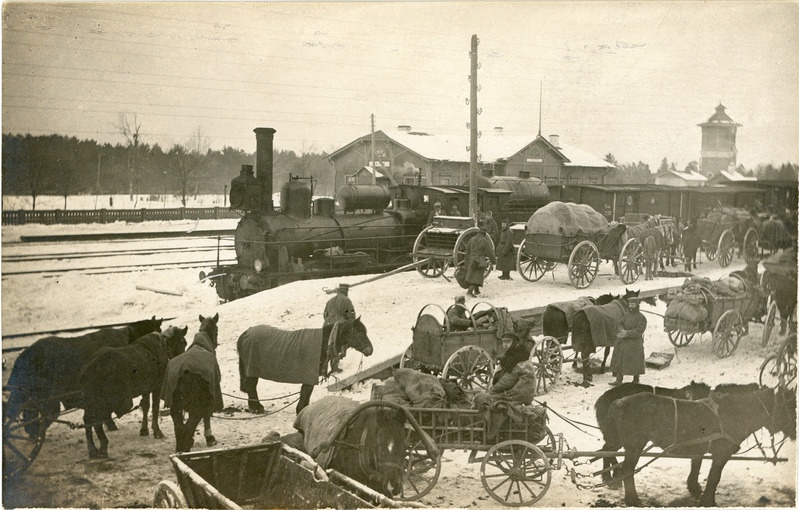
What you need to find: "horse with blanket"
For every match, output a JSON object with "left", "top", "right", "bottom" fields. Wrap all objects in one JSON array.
[
  {"left": 78, "top": 325, "right": 188, "bottom": 458},
  {"left": 238, "top": 317, "right": 373, "bottom": 415},
  {"left": 601, "top": 384, "right": 796, "bottom": 506},
  {"left": 542, "top": 293, "right": 619, "bottom": 346},
  {"left": 623, "top": 216, "right": 675, "bottom": 280},
  {"left": 570, "top": 289, "right": 655, "bottom": 384},
  {"left": 5, "top": 316, "right": 163, "bottom": 437},
  {"left": 162, "top": 314, "right": 221, "bottom": 453}
]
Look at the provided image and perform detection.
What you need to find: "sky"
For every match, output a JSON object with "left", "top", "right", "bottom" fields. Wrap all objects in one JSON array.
[{"left": 2, "top": 1, "right": 798, "bottom": 171}]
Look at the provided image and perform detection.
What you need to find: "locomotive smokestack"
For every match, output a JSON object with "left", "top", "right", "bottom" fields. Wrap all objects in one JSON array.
[{"left": 254, "top": 127, "right": 276, "bottom": 212}]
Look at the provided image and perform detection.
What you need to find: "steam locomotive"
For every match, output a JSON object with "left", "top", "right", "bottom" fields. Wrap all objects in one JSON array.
[{"left": 206, "top": 127, "right": 552, "bottom": 301}]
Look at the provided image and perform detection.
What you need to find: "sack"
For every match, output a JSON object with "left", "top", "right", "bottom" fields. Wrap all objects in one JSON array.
[{"left": 454, "top": 263, "right": 469, "bottom": 289}]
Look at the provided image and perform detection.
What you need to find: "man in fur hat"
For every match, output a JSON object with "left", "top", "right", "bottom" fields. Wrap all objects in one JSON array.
[{"left": 609, "top": 296, "right": 647, "bottom": 386}]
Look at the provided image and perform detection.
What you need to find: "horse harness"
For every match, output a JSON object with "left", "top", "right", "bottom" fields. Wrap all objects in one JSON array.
[
  {"left": 667, "top": 396, "right": 735, "bottom": 451},
  {"left": 327, "top": 421, "right": 403, "bottom": 488}
]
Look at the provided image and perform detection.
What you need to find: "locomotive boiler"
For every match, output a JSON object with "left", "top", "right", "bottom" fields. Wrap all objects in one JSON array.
[{"left": 207, "top": 127, "right": 424, "bottom": 300}]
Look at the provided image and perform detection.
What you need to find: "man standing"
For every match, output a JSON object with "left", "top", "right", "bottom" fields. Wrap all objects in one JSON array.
[
  {"left": 682, "top": 219, "right": 700, "bottom": 272},
  {"left": 484, "top": 211, "right": 500, "bottom": 245},
  {"left": 427, "top": 202, "right": 442, "bottom": 225},
  {"left": 609, "top": 297, "right": 647, "bottom": 386},
  {"left": 496, "top": 218, "right": 515, "bottom": 280},
  {"left": 324, "top": 283, "right": 356, "bottom": 326},
  {"left": 464, "top": 220, "right": 497, "bottom": 297}
]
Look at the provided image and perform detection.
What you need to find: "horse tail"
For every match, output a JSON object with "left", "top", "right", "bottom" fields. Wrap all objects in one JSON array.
[
  {"left": 173, "top": 373, "right": 211, "bottom": 413},
  {"left": 542, "top": 306, "right": 569, "bottom": 344},
  {"left": 571, "top": 311, "right": 590, "bottom": 352}
]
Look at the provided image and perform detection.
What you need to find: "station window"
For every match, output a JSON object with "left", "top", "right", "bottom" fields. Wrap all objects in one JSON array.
[
  {"left": 345, "top": 175, "right": 355, "bottom": 184},
  {"left": 519, "top": 170, "right": 531, "bottom": 178},
  {"left": 440, "top": 177, "right": 451, "bottom": 185}
]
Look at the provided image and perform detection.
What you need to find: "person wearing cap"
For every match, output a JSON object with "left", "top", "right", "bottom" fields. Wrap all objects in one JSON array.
[
  {"left": 427, "top": 202, "right": 443, "bottom": 225},
  {"left": 608, "top": 296, "right": 647, "bottom": 386},
  {"left": 464, "top": 219, "right": 497, "bottom": 297},
  {"left": 496, "top": 217, "right": 515, "bottom": 280},
  {"left": 474, "top": 333, "right": 536, "bottom": 408},
  {"left": 484, "top": 211, "right": 500, "bottom": 245},
  {"left": 324, "top": 284, "right": 356, "bottom": 326},
  {"left": 447, "top": 296, "right": 490, "bottom": 331}
]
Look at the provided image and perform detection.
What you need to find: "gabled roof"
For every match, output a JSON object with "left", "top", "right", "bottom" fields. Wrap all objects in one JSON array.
[
  {"left": 659, "top": 169, "right": 708, "bottom": 182},
  {"left": 714, "top": 170, "right": 757, "bottom": 182},
  {"left": 698, "top": 103, "right": 742, "bottom": 127}
]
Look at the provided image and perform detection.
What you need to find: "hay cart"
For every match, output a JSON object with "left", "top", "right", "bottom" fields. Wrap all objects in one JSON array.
[
  {"left": 399, "top": 302, "right": 564, "bottom": 395},
  {"left": 412, "top": 215, "right": 494, "bottom": 278},
  {"left": 697, "top": 208, "right": 760, "bottom": 267},
  {"left": 515, "top": 202, "right": 642, "bottom": 288}
]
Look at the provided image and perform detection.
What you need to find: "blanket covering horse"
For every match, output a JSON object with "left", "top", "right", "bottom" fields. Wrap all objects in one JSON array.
[
  {"left": 576, "top": 300, "right": 627, "bottom": 348},
  {"left": 548, "top": 296, "right": 596, "bottom": 329},
  {"left": 238, "top": 325, "right": 323, "bottom": 385},
  {"left": 293, "top": 395, "right": 359, "bottom": 468},
  {"left": 161, "top": 331, "right": 223, "bottom": 412}
]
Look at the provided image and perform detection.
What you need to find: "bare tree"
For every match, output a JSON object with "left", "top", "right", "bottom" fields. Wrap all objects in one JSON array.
[
  {"left": 116, "top": 113, "right": 142, "bottom": 199},
  {"left": 171, "top": 127, "right": 210, "bottom": 206}
]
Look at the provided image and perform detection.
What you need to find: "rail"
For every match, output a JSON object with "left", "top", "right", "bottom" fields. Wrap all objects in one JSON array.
[{"left": 2, "top": 207, "right": 241, "bottom": 226}]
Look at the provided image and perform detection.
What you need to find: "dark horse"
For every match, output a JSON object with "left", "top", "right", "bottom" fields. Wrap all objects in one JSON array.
[
  {"left": 5, "top": 316, "right": 163, "bottom": 436},
  {"left": 602, "top": 385, "right": 796, "bottom": 506},
  {"left": 542, "top": 293, "right": 618, "bottom": 346},
  {"left": 238, "top": 317, "right": 373, "bottom": 415},
  {"left": 594, "top": 381, "right": 712, "bottom": 484},
  {"left": 571, "top": 289, "right": 655, "bottom": 384},
  {"left": 293, "top": 396, "right": 407, "bottom": 498},
  {"left": 162, "top": 314, "right": 221, "bottom": 453},
  {"left": 78, "top": 325, "right": 188, "bottom": 458}
]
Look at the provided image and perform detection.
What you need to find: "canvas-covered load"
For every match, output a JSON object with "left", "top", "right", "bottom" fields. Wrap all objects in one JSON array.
[{"left": 525, "top": 201, "right": 608, "bottom": 236}]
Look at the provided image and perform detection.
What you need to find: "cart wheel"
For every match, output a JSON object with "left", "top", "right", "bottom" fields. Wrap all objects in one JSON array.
[
  {"left": 618, "top": 238, "right": 642, "bottom": 284},
  {"left": 536, "top": 426, "right": 558, "bottom": 457},
  {"left": 399, "top": 344, "right": 416, "bottom": 370},
  {"left": 516, "top": 239, "right": 547, "bottom": 282},
  {"left": 717, "top": 230, "right": 735, "bottom": 268},
  {"left": 153, "top": 480, "right": 188, "bottom": 508},
  {"left": 533, "top": 337, "right": 563, "bottom": 395},
  {"left": 453, "top": 227, "right": 495, "bottom": 268},
  {"left": 400, "top": 431, "right": 441, "bottom": 501},
  {"left": 568, "top": 241, "right": 599, "bottom": 289},
  {"left": 667, "top": 330, "right": 696, "bottom": 347},
  {"left": 712, "top": 310, "right": 743, "bottom": 358},
  {"left": 762, "top": 301, "right": 778, "bottom": 347},
  {"left": 742, "top": 227, "right": 759, "bottom": 263},
  {"left": 3, "top": 397, "right": 47, "bottom": 481},
  {"left": 413, "top": 229, "right": 449, "bottom": 278},
  {"left": 480, "top": 440, "right": 551, "bottom": 507},
  {"left": 442, "top": 346, "right": 494, "bottom": 390}
]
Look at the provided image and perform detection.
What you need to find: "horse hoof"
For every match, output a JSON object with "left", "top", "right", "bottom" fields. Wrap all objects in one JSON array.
[
  {"left": 249, "top": 406, "right": 265, "bottom": 414},
  {"left": 140, "top": 429, "right": 149, "bottom": 437},
  {"left": 206, "top": 436, "right": 217, "bottom": 447},
  {"left": 105, "top": 421, "right": 118, "bottom": 432}
]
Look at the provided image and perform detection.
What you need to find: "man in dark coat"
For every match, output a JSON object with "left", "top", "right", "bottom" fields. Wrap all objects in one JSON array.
[
  {"left": 464, "top": 220, "right": 497, "bottom": 297},
  {"left": 496, "top": 218, "right": 515, "bottom": 280},
  {"left": 323, "top": 283, "right": 356, "bottom": 372},
  {"left": 682, "top": 218, "right": 700, "bottom": 272},
  {"left": 609, "top": 297, "right": 647, "bottom": 386},
  {"left": 484, "top": 211, "right": 500, "bottom": 245}
]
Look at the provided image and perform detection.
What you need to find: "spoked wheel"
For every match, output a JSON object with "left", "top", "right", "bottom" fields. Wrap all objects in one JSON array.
[
  {"left": 717, "top": 229, "right": 736, "bottom": 268},
  {"left": 480, "top": 440, "right": 551, "bottom": 507},
  {"left": 453, "top": 227, "right": 495, "bottom": 268},
  {"left": 532, "top": 337, "right": 563, "bottom": 395},
  {"left": 400, "top": 431, "right": 441, "bottom": 501},
  {"left": 567, "top": 241, "right": 599, "bottom": 289},
  {"left": 3, "top": 397, "right": 47, "bottom": 481},
  {"left": 153, "top": 480, "right": 188, "bottom": 508},
  {"left": 442, "top": 346, "right": 494, "bottom": 390},
  {"left": 516, "top": 239, "right": 549, "bottom": 282},
  {"left": 762, "top": 301, "right": 778, "bottom": 347},
  {"left": 703, "top": 239, "right": 718, "bottom": 261},
  {"left": 413, "top": 229, "right": 450, "bottom": 278},
  {"left": 536, "top": 427, "right": 558, "bottom": 460},
  {"left": 712, "top": 310, "right": 743, "bottom": 358},
  {"left": 742, "top": 227, "right": 759, "bottom": 263},
  {"left": 618, "top": 238, "right": 642, "bottom": 284},
  {"left": 667, "top": 329, "right": 697, "bottom": 347}
]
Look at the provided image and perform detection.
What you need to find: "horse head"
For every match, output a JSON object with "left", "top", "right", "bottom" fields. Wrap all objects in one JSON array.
[
  {"left": 771, "top": 386, "right": 796, "bottom": 440},
  {"left": 595, "top": 293, "right": 620, "bottom": 305},
  {"left": 128, "top": 315, "right": 164, "bottom": 342},
  {"left": 353, "top": 407, "right": 406, "bottom": 498},
  {"left": 339, "top": 316, "right": 373, "bottom": 357},
  {"left": 679, "top": 381, "right": 711, "bottom": 400},
  {"left": 199, "top": 313, "right": 220, "bottom": 349},
  {"left": 162, "top": 326, "right": 188, "bottom": 358}
]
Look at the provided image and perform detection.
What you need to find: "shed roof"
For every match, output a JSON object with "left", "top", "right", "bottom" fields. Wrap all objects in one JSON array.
[
  {"left": 715, "top": 170, "right": 757, "bottom": 182},
  {"left": 660, "top": 169, "right": 708, "bottom": 182}
]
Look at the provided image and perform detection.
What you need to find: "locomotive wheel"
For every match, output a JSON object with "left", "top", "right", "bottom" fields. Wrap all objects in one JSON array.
[
  {"left": 480, "top": 440, "right": 551, "bottom": 507},
  {"left": 533, "top": 337, "right": 563, "bottom": 395},
  {"left": 618, "top": 238, "right": 643, "bottom": 284},
  {"left": 742, "top": 227, "right": 759, "bottom": 263},
  {"left": 413, "top": 229, "right": 449, "bottom": 278},
  {"left": 762, "top": 301, "right": 778, "bottom": 347},
  {"left": 516, "top": 239, "right": 549, "bottom": 282},
  {"left": 567, "top": 241, "right": 599, "bottom": 289},
  {"left": 442, "top": 346, "right": 494, "bottom": 391},
  {"left": 153, "top": 480, "right": 188, "bottom": 508},
  {"left": 717, "top": 230, "right": 735, "bottom": 268},
  {"left": 703, "top": 239, "right": 718, "bottom": 261},
  {"left": 3, "top": 397, "right": 47, "bottom": 481},
  {"left": 453, "top": 227, "right": 495, "bottom": 268},
  {"left": 667, "top": 330, "right": 697, "bottom": 347},
  {"left": 712, "top": 310, "right": 743, "bottom": 358},
  {"left": 400, "top": 431, "right": 441, "bottom": 501}
]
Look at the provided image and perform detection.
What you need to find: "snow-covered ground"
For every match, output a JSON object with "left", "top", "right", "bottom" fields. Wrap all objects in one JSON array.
[
  {"left": 2, "top": 194, "right": 228, "bottom": 211},
  {"left": 1, "top": 218, "right": 797, "bottom": 508}
]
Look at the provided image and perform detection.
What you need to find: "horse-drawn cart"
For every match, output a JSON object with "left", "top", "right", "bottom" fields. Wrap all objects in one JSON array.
[
  {"left": 515, "top": 202, "right": 642, "bottom": 288},
  {"left": 412, "top": 215, "right": 494, "bottom": 278},
  {"left": 399, "top": 302, "right": 564, "bottom": 394},
  {"left": 153, "top": 441, "right": 408, "bottom": 509},
  {"left": 697, "top": 208, "right": 760, "bottom": 267}
]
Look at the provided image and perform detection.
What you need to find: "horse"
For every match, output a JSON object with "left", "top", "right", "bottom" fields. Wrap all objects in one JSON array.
[
  {"left": 5, "top": 316, "right": 163, "bottom": 437},
  {"left": 293, "top": 396, "right": 407, "bottom": 498},
  {"left": 162, "top": 314, "right": 221, "bottom": 453},
  {"left": 78, "top": 325, "right": 188, "bottom": 458},
  {"left": 602, "top": 385, "right": 796, "bottom": 506},
  {"left": 238, "top": 317, "right": 373, "bottom": 415},
  {"left": 594, "top": 381, "right": 712, "bottom": 483},
  {"left": 542, "top": 293, "right": 618, "bottom": 346},
  {"left": 570, "top": 289, "right": 655, "bottom": 384}
]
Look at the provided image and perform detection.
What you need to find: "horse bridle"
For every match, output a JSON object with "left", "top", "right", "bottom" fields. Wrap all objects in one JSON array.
[{"left": 330, "top": 423, "right": 404, "bottom": 488}]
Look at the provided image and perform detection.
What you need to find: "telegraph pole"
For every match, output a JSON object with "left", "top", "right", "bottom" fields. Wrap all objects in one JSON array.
[
  {"left": 370, "top": 114, "right": 377, "bottom": 185},
  {"left": 468, "top": 34, "right": 479, "bottom": 220}
]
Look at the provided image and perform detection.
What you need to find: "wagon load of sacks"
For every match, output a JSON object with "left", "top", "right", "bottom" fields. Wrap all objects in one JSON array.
[
  {"left": 377, "top": 368, "right": 472, "bottom": 409},
  {"left": 662, "top": 274, "right": 760, "bottom": 324}
]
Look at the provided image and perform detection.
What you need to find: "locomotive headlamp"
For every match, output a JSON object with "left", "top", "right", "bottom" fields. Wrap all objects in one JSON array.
[{"left": 253, "top": 258, "right": 264, "bottom": 273}]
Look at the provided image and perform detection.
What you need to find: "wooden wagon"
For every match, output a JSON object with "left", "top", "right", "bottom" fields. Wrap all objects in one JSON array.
[
  {"left": 412, "top": 215, "right": 494, "bottom": 278},
  {"left": 399, "top": 302, "right": 564, "bottom": 395},
  {"left": 515, "top": 202, "right": 642, "bottom": 288},
  {"left": 152, "top": 440, "right": 410, "bottom": 509},
  {"left": 697, "top": 208, "right": 760, "bottom": 267}
]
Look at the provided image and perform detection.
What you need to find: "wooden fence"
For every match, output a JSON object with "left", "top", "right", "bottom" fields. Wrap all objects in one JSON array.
[{"left": 2, "top": 207, "right": 241, "bottom": 226}]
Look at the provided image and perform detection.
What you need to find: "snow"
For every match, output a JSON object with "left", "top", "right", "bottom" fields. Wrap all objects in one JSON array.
[{"left": 1, "top": 218, "right": 797, "bottom": 508}]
